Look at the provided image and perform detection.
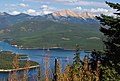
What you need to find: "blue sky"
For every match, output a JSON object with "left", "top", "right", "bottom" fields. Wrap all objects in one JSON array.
[{"left": 0, "top": 0, "right": 119, "bottom": 15}]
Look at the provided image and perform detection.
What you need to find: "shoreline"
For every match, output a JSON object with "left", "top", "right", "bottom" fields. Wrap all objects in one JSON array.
[
  {"left": 18, "top": 47, "right": 76, "bottom": 51},
  {"left": 0, "top": 65, "right": 40, "bottom": 72},
  {"left": 19, "top": 47, "right": 92, "bottom": 52},
  {"left": 0, "top": 41, "right": 92, "bottom": 52}
]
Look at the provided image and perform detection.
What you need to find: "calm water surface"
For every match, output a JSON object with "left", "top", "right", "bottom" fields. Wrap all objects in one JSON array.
[{"left": 0, "top": 41, "right": 91, "bottom": 80}]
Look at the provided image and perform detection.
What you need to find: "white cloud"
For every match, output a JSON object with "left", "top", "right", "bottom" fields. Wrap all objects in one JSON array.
[
  {"left": 42, "top": 11, "right": 52, "bottom": 14},
  {"left": 28, "top": 0, "right": 107, "bottom": 8},
  {"left": 24, "top": 9, "right": 42, "bottom": 15},
  {"left": 5, "top": 3, "right": 28, "bottom": 8},
  {"left": 22, "top": 5, "right": 55, "bottom": 15},
  {"left": 40, "top": 5, "right": 49, "bottom": 10},
  {"left": 65, "top": 1, "right": 107, "bottom": 7},
  {"left": 90, "top": 8, "right": 109, "bottom": 13},
  {"left": 10, "top": 11, "right": 20, "bottom": 15},
  {"left": 75, "top": 6, "right": 82, "bottom": 10},
  {"left": 22, "top": 0, "right": 108, "bottom": 9},
  {"left": 79, "top": 8, "right": 115, "bottom": 16},
  {"left": 40, "top": 5, "right": 57, "bottom": 15},
  {"left": 40, "top": 5, "right": 56, "bottom": 10},
  {"left": 21, "top": 0, "right": 108, "bottom": 10},
  {"left": 19, "top": 3, "right": 29, "bottom": 7},
  {"left": 26, "top": 9, "right": 36, "bottom": 14}
]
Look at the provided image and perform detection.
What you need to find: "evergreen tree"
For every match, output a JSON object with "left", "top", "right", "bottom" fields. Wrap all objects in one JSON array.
[
  {"left": 97, "top": 1, "right": 120, "bottom": 70},
  {"left": 73, "top": 45, "right": 82, "bottom": 68},
  {"left": 72, "top": 45, "right": 82, "bottom": 77},
  {"left": 96, "top": 1, "right": 120, "bottom": 80}
]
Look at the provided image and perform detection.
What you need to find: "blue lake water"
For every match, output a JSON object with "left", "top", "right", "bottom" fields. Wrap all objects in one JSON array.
[{"left": 0, "top": 41, "right": 91, "bottom": 80}]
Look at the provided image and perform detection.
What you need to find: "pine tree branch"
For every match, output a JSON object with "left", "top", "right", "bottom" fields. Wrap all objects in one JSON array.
[{"left": 106, "top": 1, "right": 120, "bottom": 11}]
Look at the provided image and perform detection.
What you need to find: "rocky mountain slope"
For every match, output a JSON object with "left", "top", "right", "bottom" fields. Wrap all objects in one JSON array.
[{"left": 43, "top": 10, "right": 98, "bottom": 24}]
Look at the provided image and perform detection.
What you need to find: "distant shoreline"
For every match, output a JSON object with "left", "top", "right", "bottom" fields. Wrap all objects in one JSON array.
[
  {"left": 0, "top": 41, "right": 92, "bottom": 52},
  {"left": 11, "top": 44, "right": 76, "bottom": 50},
  {"left": 20, "top": 47, "right": 75, "bottom": 51},
  {"left": 19, "top": 47, "right": 91, "bottom": 53},
  {"left": 10, "top": 44, "right": 89, "bottom": 51},
  {"left": 12, "top": 46, "right": 92, "bottom": 53}
]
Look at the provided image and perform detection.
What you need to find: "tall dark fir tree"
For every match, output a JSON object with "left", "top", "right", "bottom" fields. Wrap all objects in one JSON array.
[{"left": 97, "top": 1, "right": 120, "bottom": 73}]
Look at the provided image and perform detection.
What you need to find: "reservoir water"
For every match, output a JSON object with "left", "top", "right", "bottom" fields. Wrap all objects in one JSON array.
[{"left": 0, "top": 41, "right": 91, "bottom": 80}]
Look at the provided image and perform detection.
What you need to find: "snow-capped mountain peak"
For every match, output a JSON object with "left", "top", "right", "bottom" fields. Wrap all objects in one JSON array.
[{"left": 52, "top": 10, "right": 96, "bottom": 18}]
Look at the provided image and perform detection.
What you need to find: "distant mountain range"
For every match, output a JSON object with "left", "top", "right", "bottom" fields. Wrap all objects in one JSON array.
[
  {"left": 0, "top": 10, "right": 102, "bottom": 50},
  {"left": 0, "top": 10, "right": 98, "bottom": 28}
]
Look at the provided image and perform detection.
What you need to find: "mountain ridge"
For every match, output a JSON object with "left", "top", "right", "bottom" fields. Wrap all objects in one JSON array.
[
  {"left": 0, "top": 10, "right": 98, "bottom": 28},
  {"left": 42, "top": 10, "right": 98, "bottom": 24},
  {"left": 52, "top": 10, "right": 96, "bottom": 18}
]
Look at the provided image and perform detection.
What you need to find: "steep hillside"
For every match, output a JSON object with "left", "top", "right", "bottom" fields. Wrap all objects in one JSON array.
[{"left": 0, "top": 20, "right": 103, "bottom": 50}]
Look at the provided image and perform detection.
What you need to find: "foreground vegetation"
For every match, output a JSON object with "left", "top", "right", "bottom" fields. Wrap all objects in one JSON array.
[{"left": 4, "top": 45, "right": 100, "bottom": 81}]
